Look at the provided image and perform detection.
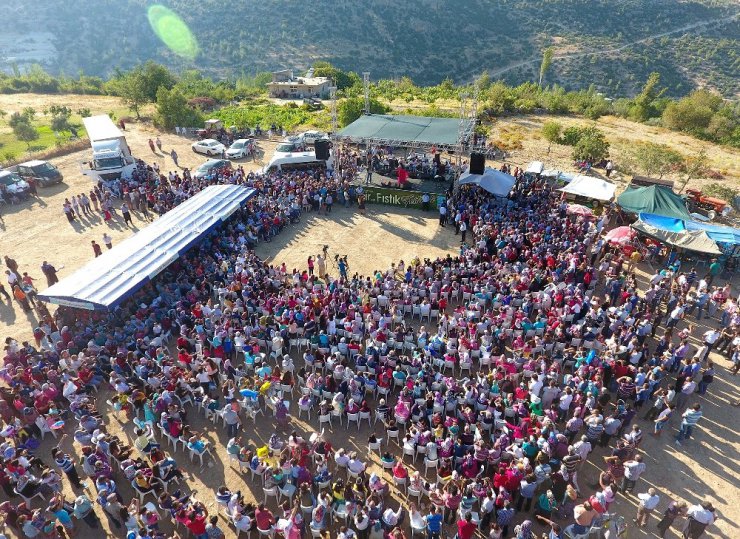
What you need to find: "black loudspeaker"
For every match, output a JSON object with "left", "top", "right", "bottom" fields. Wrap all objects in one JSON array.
[
  {"left": 469, "top": 152, "right": 485, "bottom": 175},
  {"left": 315, "top": 140, "right": 330, "bottom": 160}
]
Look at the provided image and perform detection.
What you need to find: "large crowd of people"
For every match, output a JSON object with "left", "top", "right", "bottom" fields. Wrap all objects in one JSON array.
[{"left": 1, "top": 149, "right": 734, "bottom": 539}]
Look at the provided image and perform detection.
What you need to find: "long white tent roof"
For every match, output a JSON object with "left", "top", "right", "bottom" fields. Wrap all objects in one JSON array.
[
  {"left": 558, "top": 175, "right": 616, "bottom": 201},
  {"left": 38, "top": 185, "right": 256, "bottom": 311}
]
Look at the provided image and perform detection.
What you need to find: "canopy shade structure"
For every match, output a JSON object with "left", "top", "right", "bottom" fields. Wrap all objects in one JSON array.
[
  {"left": 336, "top": 114, "right": 473, "bottom": 151},
  {"left": 38, "top": 185, "right": 256, "bottom": 311},
  {"left": 526, "top": 161, "right": 544, "bottom": 174},
  {"left": 639, "top": 213, "right": 740, "bottom": 245},
  {"left": 458, "top": 167, "right": 516, "bottom": 196},
  {"left": 558, "top": 175, "right": 616, "bottom": 201},
  {"left": 632, "top": 221, "right": 721, "bottom": 255},
  {"left": 617, "top": 185, "right": 692, "bottom": 220}
]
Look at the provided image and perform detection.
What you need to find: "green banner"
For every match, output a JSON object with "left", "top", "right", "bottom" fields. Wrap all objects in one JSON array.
[{"left": 363, "top": 186, "right": 442, "bottom": 209}]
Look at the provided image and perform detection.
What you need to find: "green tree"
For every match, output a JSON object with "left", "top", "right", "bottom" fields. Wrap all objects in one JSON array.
[
  {"left": 627, "top": 142, "right": 684, "bottom": 178},
  {"left": 116, "top": 70, "right": 149, "bottom": 118},
  {"left": 629, "top": 72, "right": 665, "bottom": 122},
  {"left": 155, "top": 87, "right": 203, "bottom": 130},
  {"left": 662, "top": 90, "right": 724, "bottom": 136},
  {"left": 48, "top": 104, "right": 73, "bottom": 133},
  {"left": 13, "top": 121, "right": 39, "bottom": 149},
  {"left": 338, "top": 97, "right": 388, "bottom": 127},
  {"left": 139, "top": 61, "right": 177, "bottom": 101},
  {"left": 572, "top": 128, "right": 609, "bottom": 162},
  {"left": 678, "top": 149, "right": 708, "bottom": 193},
  {"left": 561, "top": 125, "right": 583, "bottom": 146},
  {"left": 541, "top": 120, "right": 562, "bottom": 153},
  {"left": 539, "top": 47, "right": 554, "bottom": 86}
]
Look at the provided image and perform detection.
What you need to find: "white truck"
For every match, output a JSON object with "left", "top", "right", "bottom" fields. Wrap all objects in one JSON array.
[{"left": 80, "top": 115, "right": 136, "bottom": 182}]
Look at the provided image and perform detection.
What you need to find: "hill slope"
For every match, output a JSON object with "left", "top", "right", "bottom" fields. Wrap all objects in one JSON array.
[{"left": 0, "top": 0, "right": 738, "bottom": 97}]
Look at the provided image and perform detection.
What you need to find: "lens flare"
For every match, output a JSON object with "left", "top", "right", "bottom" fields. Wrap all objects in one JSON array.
[{"left": 147, "top": 4, "right": 199, "bottom": 60}]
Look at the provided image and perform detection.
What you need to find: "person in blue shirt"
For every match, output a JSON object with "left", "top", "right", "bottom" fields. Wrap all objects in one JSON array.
[{"left": 425, "top": 506, "right": 444, "bottom": 538}]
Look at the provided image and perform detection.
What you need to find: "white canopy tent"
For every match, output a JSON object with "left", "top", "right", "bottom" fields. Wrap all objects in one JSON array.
[
  {"left": 558, "top": 175, "right": 616, "bottom": 201},
  {"left": 526, "top": 161, "right": 544, "bottom": 174},
  {"left": 458, "top": 167, "right": 516, "bottom": 196}
]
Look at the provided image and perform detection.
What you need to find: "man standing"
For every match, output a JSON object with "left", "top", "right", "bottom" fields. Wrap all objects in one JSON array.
[
  {"left": 439, "top": 204, "right": 447, "bottom": 226},
  {"left": 41, "top": 261, "right": 59, "bottom": 286},
  {"left": 699, "top": 329, "right": 720, "bottom": 362},
  {"left": 121, "top": 202, "right": 133, "bottom": 227},
  {"left": 683, "top": 502, "right": 716, "bottom": 539},
  {"left": 459, "top": 219, "right": 468, "bottom": 243},
  {"left": 621, "top": 454, "right": 646, "bottom": 494},
  {"left": 91, "top": 240, "right": 102, "bottom": 258},
  {"left": 103, "top": 233, "right": 113, "bottom": 249},
  {"left": 422, "top": 192, "right": 430, "bottom": 211},
  {"left": 425, "top": 506, "right": 443, "bottom": 539},
  {"left": 222, "top": 404, "right": 241, "bottom": 438},
  {"left": 634, "top": 488, "right": 660, "bottom": 527},
  {"left": 675, "top": 404, "right": 703, "bottom": 446},
  {"left": 171, "top": 149, "right": 179, "bottom": 167},
  {"left": 52, "top": 434, "right": 83, "bottom": 488},
  {"left": 706, "top": 259, "right": 721, "bottom": 287}
]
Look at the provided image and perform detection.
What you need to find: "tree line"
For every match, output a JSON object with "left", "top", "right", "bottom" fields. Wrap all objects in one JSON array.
[{"left": 1, "top": 62, "right": 737, "bottom": 149}]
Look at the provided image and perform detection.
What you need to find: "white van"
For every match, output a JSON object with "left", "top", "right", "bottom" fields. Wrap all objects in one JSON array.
[{"left": 262, "top": 151, "right": 333, "bottom": 174}]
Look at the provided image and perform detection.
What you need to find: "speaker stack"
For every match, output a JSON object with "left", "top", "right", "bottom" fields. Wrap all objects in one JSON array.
[
  {"left": 315, "top": 140, "right": 330, "bottom": 160},
  {"left": 469, "top": 152, "right": 485, "bottom": 175}
]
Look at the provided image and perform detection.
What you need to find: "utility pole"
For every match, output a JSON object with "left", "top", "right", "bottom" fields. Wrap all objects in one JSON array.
[{"left": 363, "top": 72, "right": 371, "bottom": 115}]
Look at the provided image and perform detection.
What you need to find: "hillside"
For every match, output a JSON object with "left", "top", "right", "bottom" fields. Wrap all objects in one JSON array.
[{"left": 0, "top": 0, "right": 738, "bottom": 98}]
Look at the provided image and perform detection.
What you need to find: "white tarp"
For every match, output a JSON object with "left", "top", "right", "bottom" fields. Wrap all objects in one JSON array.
[
  {"left": 459, "top": 167, "right": 516, "bottom": 196},
  {"left": 559, "top": 175, "right": 616, "bottom": 201},
  {"left": 526, "top": 161, "right": 544, "bottom": 174}
]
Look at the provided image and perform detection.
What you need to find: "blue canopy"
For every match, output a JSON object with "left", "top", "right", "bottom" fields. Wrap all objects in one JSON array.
[
  {"left": 38, "top": 185, "right": 256, "bottom": 310},
  {"left": 638, "top": 213, "right": 740, "bottom": 245}
]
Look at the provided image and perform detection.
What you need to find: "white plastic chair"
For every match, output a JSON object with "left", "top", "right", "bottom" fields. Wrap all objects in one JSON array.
[
  {"left": 346, "top": 412, "right": 361, "bottom": 430},
  {"left": 368, "top": 439, "right": 383, "bottom": 455},
  {"left": 263, "top": 486, "right": 279, "bottom": 505},
  {"left": 424, "top": 457, "right": 439, "bottom": 475}
]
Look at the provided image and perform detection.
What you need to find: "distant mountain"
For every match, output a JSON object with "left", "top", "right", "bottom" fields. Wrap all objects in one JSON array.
[{"left": 1, "top": 0, "right": 738, "bottom": 97}]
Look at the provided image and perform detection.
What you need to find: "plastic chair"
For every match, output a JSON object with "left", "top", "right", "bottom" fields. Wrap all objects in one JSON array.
[
  {"left": 368, "top": 439, "right": 383, "bottom": 455},
  {"left": 346, "top": 412, "right": 361, "bottom": 430},
  {"left": 14, "top": 487, "right": 45, "bottom": 509},
  {"left": 424, "top": 457, "right": 439, "bottom": 475},
  {"left": 392, "top": 475, "right": 407, "bottom": 494},
  {"left": 263, "top": 486, "right": 279, "bottom": 505}
]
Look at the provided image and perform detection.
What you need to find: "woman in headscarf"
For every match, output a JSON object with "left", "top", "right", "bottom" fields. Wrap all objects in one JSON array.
[{"left": 514, "top": 519, "right": 534, "bottom": 539}]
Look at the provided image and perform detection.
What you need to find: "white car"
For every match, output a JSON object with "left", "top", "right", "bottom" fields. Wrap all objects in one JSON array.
[
  {"left": 225, "top": 139, "right": 254, "bottom": 159},
  {"left": 191, "top": 138, "right": 226, "bottom": 156},
  {"left": 300, "top": 130, "right": 329, "bottom": 145}
]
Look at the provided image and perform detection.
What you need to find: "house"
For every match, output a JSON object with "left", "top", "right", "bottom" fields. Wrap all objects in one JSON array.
[{"left": 267, "top": 69, "right": 331, "bottom": 99}]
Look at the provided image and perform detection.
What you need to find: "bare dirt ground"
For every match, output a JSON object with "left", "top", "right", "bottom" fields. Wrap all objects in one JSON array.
[{"left": 0, "top": 101, "right": 738, "bottom": 539}]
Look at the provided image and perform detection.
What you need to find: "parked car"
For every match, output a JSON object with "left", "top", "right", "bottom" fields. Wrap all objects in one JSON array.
[
  {"left": 225, "top": 138, "right": 254, "bottom": 159},
  {"left": 0, "top": 170, "right": 31, "bottom": 199},
  {"left": 299, "top": 130, "right": 329, "bottom": 145},
  {"left": 274, "top": 141, "right": 304, "bottom": 156},
  {"left": 12, "top": 160, "right": 64, "bottom": 187},
  {"left": 191, "top": 138, "right": 226, "bottom": 156},
  {"left": 194, "top": 159, "right": 232, "bottom": 179}
]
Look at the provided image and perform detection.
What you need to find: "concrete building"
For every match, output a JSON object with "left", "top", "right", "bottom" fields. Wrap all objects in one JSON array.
[{"left": 268, "top": 69, "right": 331, "bottom": 99}]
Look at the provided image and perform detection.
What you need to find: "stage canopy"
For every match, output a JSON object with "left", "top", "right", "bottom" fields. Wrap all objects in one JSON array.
[
  {"left": 558, "top": 175, "right": 616, "bottom": 201},
  {"left": 632, "top": 220, "right": 721, "bottom": 255},
  {"left": 336, "top": 114, "right": 472, "bottom": 150},
  {"left": 38, "top": 185, "right": 256, "bottom": 311},
  {"left": 459, "top": 167, "right": 516, "bottom": 196},
  {"left": 617, "top": 185, "right": 692, "bottom": 220},
  {"left": 639, "top": 213, "right": 740, "bottom": 245}
]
